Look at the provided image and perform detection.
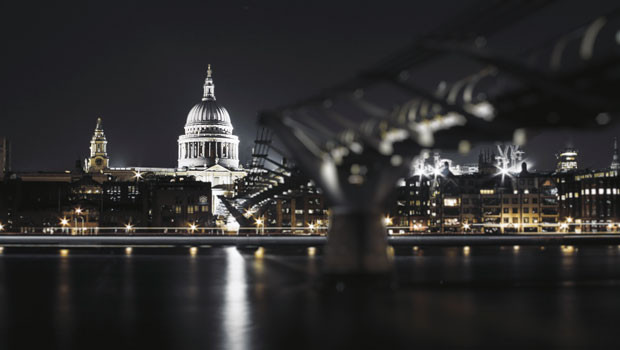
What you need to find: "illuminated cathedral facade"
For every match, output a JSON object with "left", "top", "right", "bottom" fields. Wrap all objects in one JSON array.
[{"left": 84, "top": 65, "right": 246, "bottom": 214}]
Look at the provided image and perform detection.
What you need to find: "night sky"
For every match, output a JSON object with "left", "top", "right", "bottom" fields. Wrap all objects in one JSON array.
[{"left": 2, "top": 0, "right": 619, "bottom": 172}]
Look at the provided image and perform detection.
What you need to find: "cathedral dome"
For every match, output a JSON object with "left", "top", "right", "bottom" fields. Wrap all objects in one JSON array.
[
  {"left": 185, "top": 100, "right": 232, "bottom": 133},
  {"left": 184, "top": 65, "right": 233, "bottom": 135},
  {"left": 178, "top": 64, "right": 241, "bottom": 170}
]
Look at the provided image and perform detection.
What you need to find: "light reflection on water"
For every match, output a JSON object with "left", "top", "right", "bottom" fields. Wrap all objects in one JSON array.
[
  {"left": 55, "top": 255, "right": 73, "bottom": 348},
  {"left": 223, "top": 247, "right": 250, "bottom": 350}
]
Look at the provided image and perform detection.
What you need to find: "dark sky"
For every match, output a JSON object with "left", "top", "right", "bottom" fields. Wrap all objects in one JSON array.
[{"left": 2, "top": 0, "right": 619, "bottom": 172}]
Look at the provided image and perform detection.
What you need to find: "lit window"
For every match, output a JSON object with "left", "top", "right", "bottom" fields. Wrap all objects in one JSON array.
[{"left": 444, "top": 198, "right": 458, "bottom": 207}]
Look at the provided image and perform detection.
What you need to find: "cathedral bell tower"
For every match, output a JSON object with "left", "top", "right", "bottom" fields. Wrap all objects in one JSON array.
[{"left": 86, "top": 117, "right": 109, "bottom": 172}]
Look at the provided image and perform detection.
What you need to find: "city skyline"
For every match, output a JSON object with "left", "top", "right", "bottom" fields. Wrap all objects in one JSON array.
[{"left": 2, "top": 0, "right": 620, "bottom": 171}]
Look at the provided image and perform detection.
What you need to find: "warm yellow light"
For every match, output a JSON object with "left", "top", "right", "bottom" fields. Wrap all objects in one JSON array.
[
  {"left": 0, "top": 247, "right": 4, "bottom": 254},
  {"left": 566, "top": 217, "right": 573, "bottom": 223},
  {"left": 463, "top": 223, "right": 471, "bottom": 230},
  {"left": 60, "top": 249, "right": 69, "bottom": 257},
  {"left": 308, "top": 246, "right": 316, "bottom": 257},
  {"left": 386, "top": 246, "right": 395, "bottom": 260},
  {"left": 316, "top": 220, "right": 322, "bottom": 226},
  {"left": 308, "top": 223, "right": 315, "bottom": 230},
  {"left": 384, "top": 216, "right": 393, "bottom": 226},
  {"left": 60, "top": 218, "right": 69, "bottom": 226},
  {"left": 190, "top": 224, "right": 198, "bottom": 232},
  {"left": 189, "top": 247, "right": 198, "bottom": 256},
  {"left": 134, "top": 171, "right": 143, "bottom": 179},
  {"left": 412, "top": 246, "right": 419, "bottom": 251},
  {"left": 561, "top": 245, "right": 575, "bottom": 254},
  {"left": 0, "top": 223, "right": 4, "bottom": 231},
  {"left": 254, "top": 247, "right": 265, "bottom": 259},
  {"left": 255, "top": 218, "right": 263, "bottom": 226},
  {"left": 125, "top": 224, "right": 133, "bottom": 231},
  {"left": 125, "top": 247, "right": 133, "bottom": 255},
  {"left": 513, "top": 245, "right": 520, "bottom": 251},
  {"left": 560, "top": 223, "right": 569, "bottom": 230},
  {"left": 75, "top": 208, "right": 82, "bottom": 215}
]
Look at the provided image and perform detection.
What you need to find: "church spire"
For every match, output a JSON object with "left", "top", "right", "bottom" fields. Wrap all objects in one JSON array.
[
  {"left": 86, "top": 117, "right": 109, "bottom": 172},
  {"left": 203, "top": 64, "right": 216, "bottom": 101}
]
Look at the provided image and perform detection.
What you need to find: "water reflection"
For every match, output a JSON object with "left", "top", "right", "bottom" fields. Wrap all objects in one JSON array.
[
  {"left": 223, "top": 247, "right": 250, "bottom": 350},
  {"left": 54, "top": 253, "right": 73, "bottom": 348}
]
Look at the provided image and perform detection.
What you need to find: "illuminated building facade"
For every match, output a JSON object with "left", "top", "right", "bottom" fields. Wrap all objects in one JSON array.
[
  {"left": 0, "top": 171, "right": 212, "bottom": 231},
  {"left": 178, "top": 64, "right": 241, "bottom": 170},
  {"left": 392, "top": 162, "right": 560, "bottom": 233},
  {"left": 556, "top": 169, "right": 620, "bottom": 231},
  {"left": 556, "top": 148, "right": 579, "bottom": 172},
  {"left": 85, "top": 117, "right": 109, "bottom": 173}
]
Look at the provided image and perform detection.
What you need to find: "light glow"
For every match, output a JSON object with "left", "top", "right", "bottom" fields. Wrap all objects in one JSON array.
[
  {"left": 384, "top": 216, "right": 393, "bottom": 226},
  {"left": 254, "top": 247, "right": 265, "bottom": 259},
  {"left": 60, "top": 249, "right": 69, "bottom": 257},
  {"left": 308, "top": 247, "right": 316, "bottom": 257}
]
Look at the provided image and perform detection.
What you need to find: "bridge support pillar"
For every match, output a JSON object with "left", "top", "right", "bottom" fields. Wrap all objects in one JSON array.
[{"left": 324, "top": 210, "right": 392, "bottom": 276}]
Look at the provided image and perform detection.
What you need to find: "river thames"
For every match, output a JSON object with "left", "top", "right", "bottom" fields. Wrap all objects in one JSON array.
[{"left": 0, "top": 244, "right": 619, "bottom": 349}]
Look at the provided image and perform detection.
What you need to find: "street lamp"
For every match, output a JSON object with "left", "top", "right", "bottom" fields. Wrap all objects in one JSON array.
[
  {"left": 0, "top": 223, "right": 4, "bottom": 232},
  {"left": 134, "top": 171, "right": 143, "bottom": 180},
  {"left": 384, "top": 216, "right": 393, "bottom": 226},
  {"left": 463, "top": 223, "right": 471, "bottom": 232},
  {"left": 255, "top": 218, "right": 264, "bottom": 235},
  {"left": 125, "top": 223, "right": 133, "bottom": 233},
  {"left": 189, "top": 223, "right": 198, "bottom": 233}
]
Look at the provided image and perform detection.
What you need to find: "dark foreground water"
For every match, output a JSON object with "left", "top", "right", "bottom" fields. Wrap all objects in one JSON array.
[{"left": 0, "top": 245, "right": 619, "bottom": 349}]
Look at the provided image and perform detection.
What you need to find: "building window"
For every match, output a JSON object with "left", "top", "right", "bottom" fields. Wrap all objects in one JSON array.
[
  {"left": 175, "top": 206, "right": 182, "bottom": 214},
  {"left": 523, "top": 208, "right": 529, "bottom": 214},
  {"left": 444, "top": 198, "right": 458, "bottom": 207},
  {"left": 503, "top": 208, "right": 509, "bottom": 214},
  {"left": 512, "top": 208, "right": 518, "bottom": 214}
]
